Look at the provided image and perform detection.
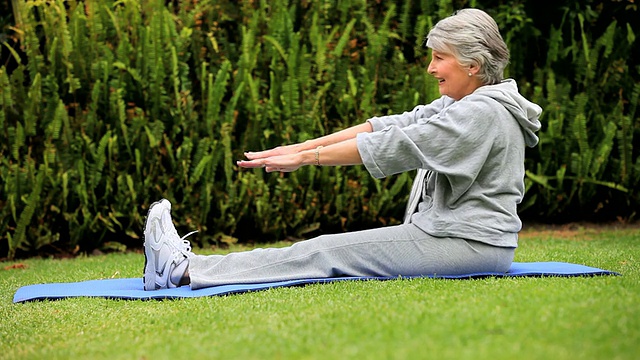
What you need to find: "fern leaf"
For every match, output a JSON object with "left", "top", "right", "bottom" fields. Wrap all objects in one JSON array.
[
  {"left": 590, "top": 121, "right": 616, "bottom": 178},
  {"left": 628, "top": 82, "right": 639, "bottom": 119},
  {"left": 263, "top": 35, "right": 289, "bottom": 65},
  {"left": 46, "top": 100, "right": 64, "bottom": 140},
  {"left": 11, "top": 122, "right": 25, "bottom": 161},
  {"left": 126, "top": 174, "right": 137, "bottom": 202},
  {"left": 572, "top": 94, "right": 589, "bottom": 154},
  {"left": 191, "top": 138, "right": 209, "bottom": 178},
  {"left": 617, "top": 113, "right": 633, "bottom": 185},
  {"left": 170, "top": 45, "right": 183, "bottom": 122},
  {"left": 546, "top": 26, "right": 562, "bottom": 68},
  {"left": 110, "top": 87, "right": 131, "bottom": 153},
  {"left": 399, "top": 0, "right": 413, "bottom": 41},
  {"left": 191, "top": 154, "right": 212, "bottom": 184},
  {"left": 88, "top": 130, "right": 110, "bottom": 192},
  {"left": 9, "top": 165, "right": 45, "bottom": 259},
  {"left": 220, "top": 122, "right": 234, "bottom": 189},
  {"left": 23, "top": 72, "right": 42, "bottom": 137},
  {"left": 332, "top": 19, "right": 356, "bottom": 58},
  {"left": 577, "top": 14, "right": 594, "bottom": 81},
  {"left": 206, "top": 59, "right": 232, "bottom": 131},
  {"left": 0, "top": 67, "right": 11, "bottom": 130},
  {"left": 597, "top": 20, "right": 617, "bottom": 61}
]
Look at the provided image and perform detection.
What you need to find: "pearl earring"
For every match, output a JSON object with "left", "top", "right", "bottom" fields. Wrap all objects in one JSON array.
[{"left": 468, "top": 72, "right": 472, "bottom": 77}]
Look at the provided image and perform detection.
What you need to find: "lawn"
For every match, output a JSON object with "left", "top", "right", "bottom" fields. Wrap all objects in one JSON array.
[{"left": 1, "top": 224, "right": 638, "bottom": 360}]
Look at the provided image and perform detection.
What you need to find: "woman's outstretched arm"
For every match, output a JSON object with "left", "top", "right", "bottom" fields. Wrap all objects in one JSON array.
[
  {"left": 242, "top": 122, "right": 373, "bottom": 161},
  {"left": 237, "top": 138, "right": 363, "bottom": 173}
]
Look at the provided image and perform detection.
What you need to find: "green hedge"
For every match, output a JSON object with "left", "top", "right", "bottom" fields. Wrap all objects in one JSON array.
[{"left": 0, "top": 0, "right": 638, "bottom": 259}]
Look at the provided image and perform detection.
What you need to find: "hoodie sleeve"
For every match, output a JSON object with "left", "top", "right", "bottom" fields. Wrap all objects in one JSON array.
[
  {"left": 357, "top": 96, "right": 500, "bottom": 186},
  {"left": 366, "top": 96, "right": 453, "bottom": 131}
]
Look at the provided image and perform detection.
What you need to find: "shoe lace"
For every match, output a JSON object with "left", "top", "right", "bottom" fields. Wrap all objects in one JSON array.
[
  {"left": 179, "top": 230, "right": 198, "bottom": 254},
  {"left": 162, "top": 212, "right": 197, "bottom": 258},
  {"left": 166, "top": 230, "right": 198, "bottom": 262}
]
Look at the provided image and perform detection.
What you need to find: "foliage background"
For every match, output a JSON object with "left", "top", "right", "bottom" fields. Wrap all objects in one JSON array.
[{"left": 0, "top": 0, "right": 638, "bottom": 259}]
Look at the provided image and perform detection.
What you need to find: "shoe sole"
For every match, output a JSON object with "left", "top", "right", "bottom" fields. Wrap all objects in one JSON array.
[{"left": 143, "top": 199, "right": 166, "bottom": 291}]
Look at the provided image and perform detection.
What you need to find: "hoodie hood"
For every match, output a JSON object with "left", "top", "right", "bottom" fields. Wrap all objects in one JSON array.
[{"left": 474, "top": 79, "right": 542, "bottom": 147}]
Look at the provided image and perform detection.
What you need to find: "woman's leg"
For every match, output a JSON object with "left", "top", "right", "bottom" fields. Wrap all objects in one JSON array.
[{"left": 189, "top": 223, "right": 514, "bottom": 289}]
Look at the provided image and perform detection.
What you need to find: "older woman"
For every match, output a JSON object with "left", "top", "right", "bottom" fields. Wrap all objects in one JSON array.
[{"left": 142, "top": 8, "right": 542, "bottom": 291}]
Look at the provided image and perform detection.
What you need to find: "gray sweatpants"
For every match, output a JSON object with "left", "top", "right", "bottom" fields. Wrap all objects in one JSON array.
[
  {"left": 189, "top": 224, "right": 515, "bottom": 289},
  {"left": 188, "top": 223, "right": 515, "bottom": 289}
]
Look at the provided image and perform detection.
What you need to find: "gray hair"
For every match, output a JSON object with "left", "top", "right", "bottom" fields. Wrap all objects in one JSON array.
[{"left": 425, "top": 8, "right": 510, "bottom": 85}]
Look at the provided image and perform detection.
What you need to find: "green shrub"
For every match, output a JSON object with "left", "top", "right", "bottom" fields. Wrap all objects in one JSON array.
[
  {"left": 0, "top": 0, "right": 638, "bottom": 259},
  {"left": 521, "top": 4, "right": 640, "bottom": 221}
]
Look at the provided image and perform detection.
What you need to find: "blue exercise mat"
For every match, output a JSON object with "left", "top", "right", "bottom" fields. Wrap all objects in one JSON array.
[{"left": 12, "top": 261, "right": 619, "bottom": 303}]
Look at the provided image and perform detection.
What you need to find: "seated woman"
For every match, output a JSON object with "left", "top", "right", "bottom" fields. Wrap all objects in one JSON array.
[{"left": 142, "top": 8, "right": 542, "bottom": 291}]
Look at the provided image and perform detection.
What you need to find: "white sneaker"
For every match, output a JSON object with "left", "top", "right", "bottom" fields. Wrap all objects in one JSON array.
[{"left": 143, "top": 199, "right": 197, "bottom": 291}]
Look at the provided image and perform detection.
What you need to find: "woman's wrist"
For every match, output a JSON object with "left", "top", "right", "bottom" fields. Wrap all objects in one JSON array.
[
  {"left": 313, "top": 146, "right": 323, "bottom": 166},
  {"left": 302, "top": 139, "right": 321, "bottom": 151},
  {"left": 301, "top": 147, "right": 321, "bottom": 167}
]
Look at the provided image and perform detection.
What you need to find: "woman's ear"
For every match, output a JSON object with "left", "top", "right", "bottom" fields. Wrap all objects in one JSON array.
[{"left": 468, "top": 63, "right": 480, "bottom": 76}]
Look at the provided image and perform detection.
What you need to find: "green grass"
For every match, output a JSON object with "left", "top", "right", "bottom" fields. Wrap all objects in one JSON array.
[{"left": 1, "top": 226, "right": 639, "bottom": 360}]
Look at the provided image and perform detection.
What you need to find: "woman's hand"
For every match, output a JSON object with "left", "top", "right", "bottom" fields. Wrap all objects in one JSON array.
[
  {"left": 243, "top": 143, "right": 306, "bottom": 161},
  {"left": 238, "top": 138, "right": 362, "bottom": 173},
  {"left": 237, "top": 152, "right": 308, "bottom": 173},
  {"left": 238, "top": 122, "right": 371, "bottom": 173}
]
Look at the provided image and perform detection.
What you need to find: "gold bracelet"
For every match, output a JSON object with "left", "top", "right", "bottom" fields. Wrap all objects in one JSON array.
[{"left": 314, "top": 146, "right": 323, "bottom": 166}]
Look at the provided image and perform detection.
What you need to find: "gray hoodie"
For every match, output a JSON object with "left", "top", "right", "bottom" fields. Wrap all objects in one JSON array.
[{"left": 356, "top": 79, "right": 542, "bottom": 247}]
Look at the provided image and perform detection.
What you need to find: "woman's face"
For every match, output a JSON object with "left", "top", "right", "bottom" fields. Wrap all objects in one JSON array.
[{"left": 427, "top": 49, "right": 481, "bottom": 101}]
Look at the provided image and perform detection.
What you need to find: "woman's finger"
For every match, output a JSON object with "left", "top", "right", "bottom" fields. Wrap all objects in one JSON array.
[
  {"left": 244, "top": 143, "right": 304, "bottom": 160},
  {"left": 236, "top": 160, "right": 265, "bottom": 168},
  {"left": 244, "top": 151, "right": 267, "bottom": 160}
]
